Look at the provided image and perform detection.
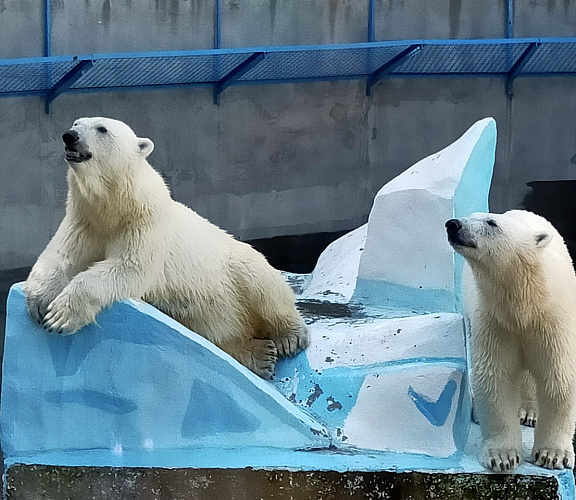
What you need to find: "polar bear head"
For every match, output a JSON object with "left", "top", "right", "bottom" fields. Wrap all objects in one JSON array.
[
  {"left": 62, "top": 117, "right": 154, "bottom": 170},
  {"left": 445, "top": 210, "right": 557, "bottom": 267}
]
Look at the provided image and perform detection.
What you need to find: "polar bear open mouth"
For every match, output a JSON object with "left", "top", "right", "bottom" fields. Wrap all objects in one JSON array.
[
  {"left": 447, "top": 233, "right": 477, "bottom": 249},
  {"left": 65, "top": 147, "right": 92, "bottom": 163}
]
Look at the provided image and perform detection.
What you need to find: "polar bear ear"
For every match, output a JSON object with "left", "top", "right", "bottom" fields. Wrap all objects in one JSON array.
[
  {"left": 137, "top": 138, "right": 154, "bottom": 158},
  {"left": 535, "top": 232, "right": 552, "bottom": 247}
]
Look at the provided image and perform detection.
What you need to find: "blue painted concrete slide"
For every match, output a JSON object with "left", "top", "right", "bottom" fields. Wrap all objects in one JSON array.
[{"left": 1, "top": 285, "right": 329, "bottom": 468}]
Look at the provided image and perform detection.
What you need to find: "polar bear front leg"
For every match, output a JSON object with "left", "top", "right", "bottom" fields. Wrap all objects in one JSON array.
[
  {"left": 24, "top": 262, "right": 70, "bottom": 324},
  {"left": 42, "top": 256, "right": 154, "bottom": 334},
  {"left": 475, "top": 381, "right": 523, "bottom": 471},
  {"left": 531, "top": 369, "right": 576, "bottom": 469},
  {"left": 472, "top": 331, "right": 523, "bottom": 471},
  {"left": 24, "top": 219, "right": 98, "bottom": 323}
]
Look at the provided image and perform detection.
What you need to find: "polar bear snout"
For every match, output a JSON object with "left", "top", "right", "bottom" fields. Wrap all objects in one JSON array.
[
  {"left": 445, "top": 218, "right": 462, "bottom": 234},
  {"left": 445, "top": 218, "right": 477, "bottom": 249},
  {"left": 63, "top": 129, "right": 92, "bottom": 164},
  {"left": 62, "top": 130, "right": 79, "bottom": 147}
]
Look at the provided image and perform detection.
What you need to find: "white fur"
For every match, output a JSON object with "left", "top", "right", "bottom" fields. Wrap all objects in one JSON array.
[
  {"left": 23, "top": 117, "right": 309, "bottom": 379},
  {"left": 450, "top": 210, "right": 576, "bottom": 471}
]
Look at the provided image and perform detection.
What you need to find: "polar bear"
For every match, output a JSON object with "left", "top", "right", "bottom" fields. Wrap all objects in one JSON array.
[
  {"left": 23, "top": 117, "right": 309, "bottom": 379},
  {"left": 446, "top": 210, "right": 576, "bottom": 471}
]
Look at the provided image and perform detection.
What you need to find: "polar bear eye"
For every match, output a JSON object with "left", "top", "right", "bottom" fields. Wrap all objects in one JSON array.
[
  {"left": 96, "top": 126, "right": 108, "bottom": 134},
  {"left": 486, "top": 219, "right": 498, "bottom": 228}
]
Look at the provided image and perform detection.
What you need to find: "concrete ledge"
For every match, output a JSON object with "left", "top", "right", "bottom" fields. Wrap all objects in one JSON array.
[{"left": 4, "top": 465, "right": 570, "bottom": 500}]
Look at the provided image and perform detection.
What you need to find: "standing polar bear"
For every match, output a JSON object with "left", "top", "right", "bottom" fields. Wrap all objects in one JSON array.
[
  {"left": 446, "top": 210, "right": 576, "bottom": 471},
  {"left": 23, "top": 117, "right": 309, "bottom": 379}
]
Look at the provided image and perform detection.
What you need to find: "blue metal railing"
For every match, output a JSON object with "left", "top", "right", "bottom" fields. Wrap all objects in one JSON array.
[
  {"left": 2, "top": 38, "right": 576, "bottom": 106},
  {"left": 2, "top": 0, "right": 576, "bottom": 109}
]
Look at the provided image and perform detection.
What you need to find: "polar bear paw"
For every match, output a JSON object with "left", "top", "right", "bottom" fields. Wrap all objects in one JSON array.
[
  {"left": 519, "top": 407, "right": 538, "bottom": 427},
  {"left": 532, "top": 447, "right": 575, "bottom": 469},
  {"left": 275, "top": 322, "right": 310, "bottom": 358},
  {"left": 25, "top": 291, "right": 53, "bottom": 324},
  {"left": 23, "top": 279, "right": 66, "bottom": 324},
  {"left": 248, "top": 339, "right": 278, "bottom": 380},
  {"left": 480, "top": 446, "right": 522, "bottom": 472},
  {"left": 42, "top": 293, "right": 96, "bottom": 335}
]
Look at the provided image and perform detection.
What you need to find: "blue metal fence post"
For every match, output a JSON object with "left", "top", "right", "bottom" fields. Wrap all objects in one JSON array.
[
  {"left": 213, "top": 52, "right": 265, "bottom": 105},
  {"left": 45, "top": 59, "right": 94, "bottom": 114},
  {"left": 506, "top": 0, "right": 514, "bottom": 39},
  {"left": 43, "top": 0, "right": 53, "bottom": 112},
  {"left": 366, "top": 44, "right": 421, "bottom": 96},
  {"left": 213, "top": 0, "right": 222, "bottom": 105},
  {"left": 505, "top": 42, "right": 538, "bottom": 100},
  {"left": 214, "top": 0, "right": 221, "bottom": 49},
  {"left": 368, "top": 0, "right": 376, "bottom": 42},
  {"left": 44, "top": 0, "right": 51, "bottom": 57}
]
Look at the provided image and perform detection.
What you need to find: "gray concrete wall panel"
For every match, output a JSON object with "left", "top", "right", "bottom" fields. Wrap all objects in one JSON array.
[
  {"left": 514, "top": 0, "right": 576, "bottom": 38},
  {"left": 375, "top": 0, "right": 506, "bottom": 41},
  {"left": 51, "top": 0, "right": 215, "bottom": 55},
  {"left": 221, "top": 0, "right": 369, "bottom": 47},
  {"left": 0, "top": 1, "right": 43, "bottom": 59}
]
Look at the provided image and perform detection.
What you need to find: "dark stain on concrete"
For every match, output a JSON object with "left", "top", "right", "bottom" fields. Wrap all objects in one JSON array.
[
  {"left": 177, "top": 170, "right": 193, "bottom": 182},
  {"left": 270, "top": 0, "right": 277, "bottom": 31},
  {"left": 101, "top": 0, "right": 111, "bottom": 26},
  {"left": 296, "top": 300, "right": 364, "bottom": 319},
  {"left": 169, "top": 0, "right": 180, "bottom": 29},
  {"left": 305, "top": 383, "right": 323, "bottom": 407},
  {"left": 449, "top": 0, "right": 462, "bottom": 39},
  {"left": 328, "top": 0, "right": 338, "bottom": 41},
  {"left": 327, "top": 396, "right": 343, "bottom": 412}
]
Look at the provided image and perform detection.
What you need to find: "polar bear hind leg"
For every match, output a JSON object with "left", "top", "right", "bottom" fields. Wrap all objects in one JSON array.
[
  {"left": 531, "top": 362, "right": 576, "bottom": 469},
  {"left": 229, "top": 247, "right": 309, "bottom": 359},
  {"left": 519, "top": 369, "right": 538, "bottom": 427}
]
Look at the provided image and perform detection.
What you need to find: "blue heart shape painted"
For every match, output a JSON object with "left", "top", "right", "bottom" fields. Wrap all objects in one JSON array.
[{"left": 408, "top": 379, "right": 457, "bottom": 427}]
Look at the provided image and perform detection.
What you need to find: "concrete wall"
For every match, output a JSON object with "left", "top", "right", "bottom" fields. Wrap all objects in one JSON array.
[{"left": 0, "top": 0, "right": 576, "bottom": 270}]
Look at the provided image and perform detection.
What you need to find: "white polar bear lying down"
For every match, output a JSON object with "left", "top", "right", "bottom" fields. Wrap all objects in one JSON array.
[
  {"left": 446, "top": 210, "right": 576, "bottom": 471},
  {"left": 23, "top": 117, "right": 309, "bottom": 379}
]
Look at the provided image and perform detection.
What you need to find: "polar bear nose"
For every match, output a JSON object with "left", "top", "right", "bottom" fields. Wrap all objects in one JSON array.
[
  {"left": 62, "top": 130, "right": 79, "bottom": 147},
  {"left": 445, "top": 219, "right": 462, "bottom": 234}
]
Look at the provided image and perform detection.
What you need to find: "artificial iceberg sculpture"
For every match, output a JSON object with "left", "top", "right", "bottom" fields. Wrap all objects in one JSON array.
[
  {"left": 274, "top": 117, "right": 496, "bottom": 458},
  {"left": 2, "top": 119, "right": 495, "bottom": 466},
  {"left": 302, "top": 117, "right": 496, "bottom": 313},
  {"left": 9, "top": 118, "right": 571, "bottom": 500}
]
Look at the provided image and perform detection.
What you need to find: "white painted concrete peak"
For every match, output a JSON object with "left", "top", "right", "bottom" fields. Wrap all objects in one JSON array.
[
  {"left": 303, "top": 117, "right": 496, "bottom": 304},
  {"left": 359, "top": 117, "right": 495, "bottom": 290}
]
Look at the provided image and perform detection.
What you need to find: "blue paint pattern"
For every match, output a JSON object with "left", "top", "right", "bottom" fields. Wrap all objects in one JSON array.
[
  {"left": 408, "top": 380, "right": 457, "bottom": 427},
  {"left": 182, "top": 381, "right": 258, "bottom": 438},
  {"left": 44, "top": 389, "right": 137, "bottom": 415}
]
